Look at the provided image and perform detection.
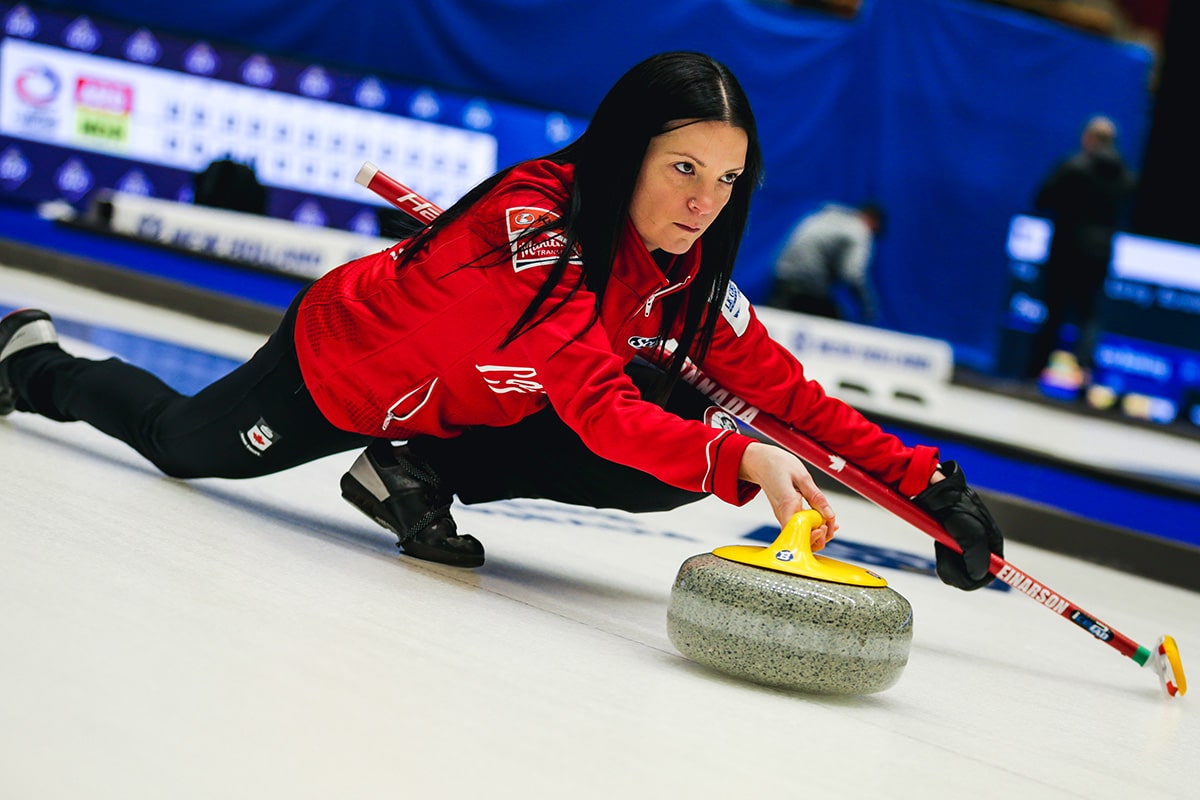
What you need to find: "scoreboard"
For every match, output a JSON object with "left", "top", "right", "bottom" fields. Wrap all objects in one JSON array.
[
  {"left": 0, "top": 3, "right": 583, "bottom": 233},
  {"left": 999, "top": 214, "right": 1200, "bottom": 427}
]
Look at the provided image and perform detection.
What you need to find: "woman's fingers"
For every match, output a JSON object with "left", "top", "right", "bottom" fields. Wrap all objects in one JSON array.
[{"left": 740, "top": 442, "right": 838, "bottom": 537}]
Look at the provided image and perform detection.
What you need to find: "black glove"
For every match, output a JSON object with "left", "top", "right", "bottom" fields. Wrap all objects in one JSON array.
[{"left": 913, "top": 461, "right": 1004, "bottom": 591}]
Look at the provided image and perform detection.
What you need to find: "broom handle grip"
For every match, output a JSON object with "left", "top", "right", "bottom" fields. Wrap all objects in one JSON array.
[{"left": 356, "top": 161, "right": 443, "bottom": 223}]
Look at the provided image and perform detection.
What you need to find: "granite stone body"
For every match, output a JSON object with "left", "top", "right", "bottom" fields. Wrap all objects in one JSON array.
[{"left": 667, "top": 553, "right": 913, "bottom": 694}]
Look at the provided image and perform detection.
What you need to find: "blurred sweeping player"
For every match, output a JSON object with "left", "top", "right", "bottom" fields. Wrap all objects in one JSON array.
[{"left": 0, "top": 51, "right": 1002, "bottom": 589}]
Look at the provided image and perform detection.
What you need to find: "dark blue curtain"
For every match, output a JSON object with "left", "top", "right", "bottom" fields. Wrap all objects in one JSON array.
[{"left": 39, "top": 0, "right": 1153, "bottom": 371}]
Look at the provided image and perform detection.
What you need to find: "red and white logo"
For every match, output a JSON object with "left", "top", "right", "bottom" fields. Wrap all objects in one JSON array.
[
  {"left": 15, "top": 65, "right": 60, "bottom": 107},
  {"left": 505, "top": 206, "right": 581, "bottom": 273},
  {"left": 240, "top": 418, "right": 280, "bottom": 456},
  {"left": 74, "top": 75, "right": 133, "bottom": 114}
]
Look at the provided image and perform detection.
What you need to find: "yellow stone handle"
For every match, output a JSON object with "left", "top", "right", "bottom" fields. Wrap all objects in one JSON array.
[
  {"left": 711, "top": 508, "right": 887, "bottom": 587},
  {"left": 777, "top": 509, "right": 827, "bottom": 557}
]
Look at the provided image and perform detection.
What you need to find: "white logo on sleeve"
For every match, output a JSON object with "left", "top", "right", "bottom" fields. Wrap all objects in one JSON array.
[
  {"left": 476, "top": 364, "right": 544, "bottom": 394},
  {"left": 721, "top": 281, "right": 750, "bottom": 337}
]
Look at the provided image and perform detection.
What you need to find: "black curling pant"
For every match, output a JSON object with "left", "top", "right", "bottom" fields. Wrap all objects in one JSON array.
[
  {"left": 9, "top": 296, "right": 715, "bottom": 513},
  {"left": 8, "top": 291, "right": 371, "bottom": 479}
]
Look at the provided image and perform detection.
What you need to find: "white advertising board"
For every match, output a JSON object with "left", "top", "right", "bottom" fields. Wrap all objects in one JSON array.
[
  {"left": 0, "top": 37, "right": 497, "bottom": 207},
  {"left": 100, "top": 190, "right": 392, "bottom": 279}
]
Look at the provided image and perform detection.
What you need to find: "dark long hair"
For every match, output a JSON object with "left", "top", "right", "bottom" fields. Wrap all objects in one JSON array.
[{"left": 397, "top": 51, "right": 763, "bottom": 398}]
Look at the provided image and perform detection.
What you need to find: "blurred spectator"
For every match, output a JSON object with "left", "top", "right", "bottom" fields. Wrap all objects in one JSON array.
[
  {"left": 1025, "top": 115, "right": 1135, "bottom": 391},
  {"left": 767, "top": 201, "right": 885, "bottom": 324},
  {"left": 193, "top": 157, "right": 268, "bottom": 215}
]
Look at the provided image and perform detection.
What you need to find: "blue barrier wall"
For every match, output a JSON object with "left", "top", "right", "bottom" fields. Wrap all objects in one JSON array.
[{"left": 29, "top": 0, "right": 1154, "bottom": 371}]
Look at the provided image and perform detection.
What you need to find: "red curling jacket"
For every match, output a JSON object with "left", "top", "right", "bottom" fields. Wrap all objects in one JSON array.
[{"left": 294, "top": 160, "right": 938, "bottom": 506}]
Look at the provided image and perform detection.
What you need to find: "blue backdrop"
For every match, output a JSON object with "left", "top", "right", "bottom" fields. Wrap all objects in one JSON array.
[{"left": 33, "top": 0, "right": 1154, "bottom": 371}]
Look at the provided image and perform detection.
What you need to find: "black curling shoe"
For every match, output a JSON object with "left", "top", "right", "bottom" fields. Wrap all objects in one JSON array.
[
  {"left": 340, "top": 439, "right": 485, "bottom": 568},
  {"left": 0, "top": 309, "right": 58, "bottom": 416}
]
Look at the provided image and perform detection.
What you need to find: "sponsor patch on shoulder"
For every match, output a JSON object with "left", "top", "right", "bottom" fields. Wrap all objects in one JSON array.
[
  {"left": 721, "top": 281, "right": 750, "bottom": 337},
  {"left": 505, "top": 206, "right": 581, "bottom": 272}
]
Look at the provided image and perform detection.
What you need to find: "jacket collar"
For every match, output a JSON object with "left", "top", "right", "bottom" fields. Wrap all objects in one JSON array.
[{"left": 615, "top": 216, "right": 702, "bottom": 316}]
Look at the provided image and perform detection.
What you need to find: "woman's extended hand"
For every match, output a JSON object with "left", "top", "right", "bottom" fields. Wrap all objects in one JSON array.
[{"left": 737, "top": 441, "right": 837, "bottom": 550}]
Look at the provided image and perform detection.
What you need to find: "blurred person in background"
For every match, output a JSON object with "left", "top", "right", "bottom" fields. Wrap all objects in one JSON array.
[
  {"left": 193, "top": 156, "right": 268, "bottom": 215},
  {"left": 1026, "top": 115, "right": 1135, "bottom": 394},
  {"left": 767, "top": 201, "right": 885, "bottom": 325}
]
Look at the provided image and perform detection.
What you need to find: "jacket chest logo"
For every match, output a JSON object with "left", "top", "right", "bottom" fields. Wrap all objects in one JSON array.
[
  {"left": 627, "top": 335, "right": 662, "bottom": 350},
  {"left": 505, "top": 206, "right": 581, "bottom": 273}
]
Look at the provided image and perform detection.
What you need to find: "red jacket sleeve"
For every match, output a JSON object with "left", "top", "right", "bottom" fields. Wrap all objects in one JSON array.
[{"left": 697, "top": 282, "right": 939, "bottom": 497}]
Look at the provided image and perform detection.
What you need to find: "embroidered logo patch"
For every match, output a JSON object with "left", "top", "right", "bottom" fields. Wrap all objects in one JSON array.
[
  {"left": 505, "top": 206, "right": 581, "bottom": 272},
  {"left": 721, "top": 281, "right": 750, "bottom": 337},
  {"left": 240, "top": 417, "right": 280, "bottom": 456}
]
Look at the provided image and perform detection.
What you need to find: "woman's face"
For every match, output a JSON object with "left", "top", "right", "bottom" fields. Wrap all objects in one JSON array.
[{"left": 629, "top": 120, "right": 748, "bottom": 255}]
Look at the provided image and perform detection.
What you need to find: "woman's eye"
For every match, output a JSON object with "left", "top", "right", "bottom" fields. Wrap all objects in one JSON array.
[
  {"left": 720, "top": 173, "right": 740, "bottom": 185},
  {"left": 673, "top": 162, "right": 695, "bottom": 176}
]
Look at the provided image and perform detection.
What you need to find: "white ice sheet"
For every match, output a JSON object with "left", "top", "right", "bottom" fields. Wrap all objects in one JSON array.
[{"left": 1, "top": 265, "right": 1195, "bottom": 799}]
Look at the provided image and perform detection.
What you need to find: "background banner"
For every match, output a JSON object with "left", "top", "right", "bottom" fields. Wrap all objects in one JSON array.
[{"left": 2, "top": 0, "right": 1154, "bottom": 373}]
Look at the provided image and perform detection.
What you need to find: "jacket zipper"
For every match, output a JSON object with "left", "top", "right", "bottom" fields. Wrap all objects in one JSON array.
[{"left": 642, "top": 274, "right": 693, "bottom": 317}]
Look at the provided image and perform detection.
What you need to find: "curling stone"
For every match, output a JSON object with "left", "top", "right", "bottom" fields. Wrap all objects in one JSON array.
[{"left": 667, "top": 509, "right": 912, "bottom": 695}]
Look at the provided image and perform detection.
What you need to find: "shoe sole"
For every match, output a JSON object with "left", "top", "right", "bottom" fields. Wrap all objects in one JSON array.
[
  {"left": 340, "top": 472, "right": 484, "bottom": 568},
  {"left": 397, "top": 536, "right": 485, "bottom": 569}
]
